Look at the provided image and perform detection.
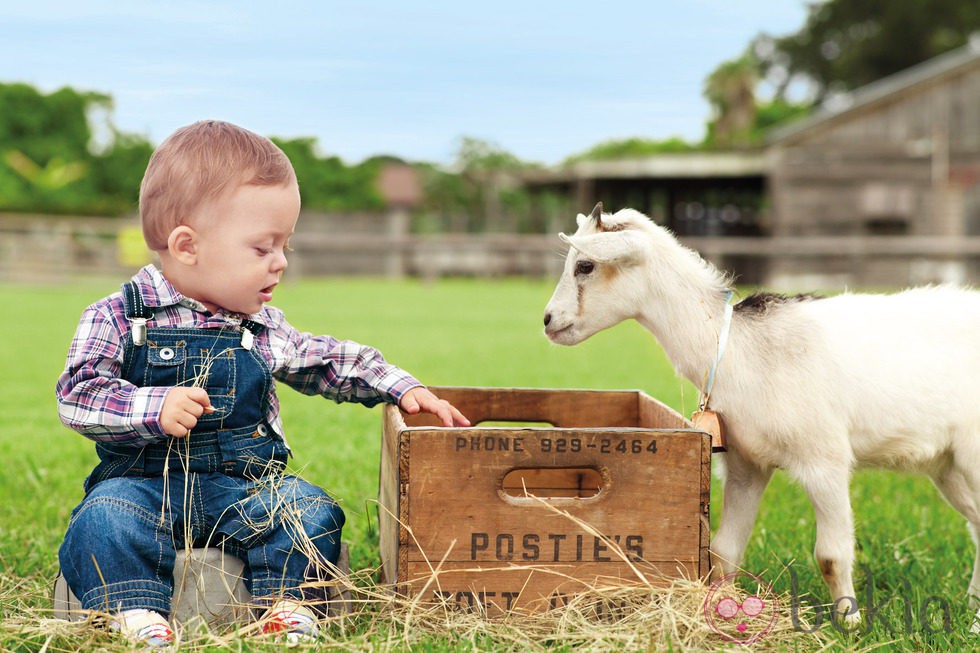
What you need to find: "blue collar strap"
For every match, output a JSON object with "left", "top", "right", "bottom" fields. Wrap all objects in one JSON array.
[{"left": 701, "top": 290, "right": 734, "bottom": 410}]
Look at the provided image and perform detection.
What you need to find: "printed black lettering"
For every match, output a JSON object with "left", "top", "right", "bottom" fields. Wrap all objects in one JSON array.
[
  {"left": 455, "top": 437, "right": 467, "bottom": 451},
  {"left": 548, "top": 533, "right": 566, "bottom": 560},
  {"left": 514, "top": 437, "right": 524, "bottom": 452},
  {"left": 476, "top": 591, "right": 497, "bottom": 609},
  {"left": 522, "top": 533, "right": 540, "bottom": 560},
  {"left": 495, "top": 533, "right": 515, "bottom": 560},
  {"left": 626, "top": 535, "right": 644, "bottom": 560},
  {"left": 457, "top": 591, "right": 476, "bottom": 610},
  {"left": 471, "top": 532, "right": 489, "bottom": 559},
  {"left": 502, "top": 591, "right": 519, "bottom": 610},
  {"left": 550, "top": 593, "right": 569, "bottom": 609},
  {"left": 575, "top": 534, "right": 583, "bottom": 561},
  {"left": 594, "top": 536, "right": 610, "bottom": 562},
  {"left": 470, "top": 436, "right": 481, "bottom": 451}
]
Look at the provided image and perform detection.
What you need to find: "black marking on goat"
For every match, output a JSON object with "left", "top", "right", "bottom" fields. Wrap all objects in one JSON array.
[{"left": 734, "top": 292, "right": 822, "bottom": 316}]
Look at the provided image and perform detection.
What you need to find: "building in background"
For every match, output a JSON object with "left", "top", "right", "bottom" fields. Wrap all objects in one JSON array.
[
  {"left": 525, "top": 40, "right": 980, "bottom": 289},
  {"left": 767, "top": 39, "right": 980, "bottom": 288}
]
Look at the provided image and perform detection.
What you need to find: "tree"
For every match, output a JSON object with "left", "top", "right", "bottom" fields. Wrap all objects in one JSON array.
[
  {"left": 0, "top": 83, "right": 153, "bottom": 215},
  {"left": 271, "top": 137, "right": 386, "bottom": 212},
  {"left": 564, "top": 137, "right": 698, "bottom": 163},
  {"left": 755, "top": 0, "right": 980, "bottom": 104},
  {"left": 703, "top": 53, "right": 759, "bottom": 149},
  {"left": 421, "top": 137, "right": 538, "bottom": 233}
]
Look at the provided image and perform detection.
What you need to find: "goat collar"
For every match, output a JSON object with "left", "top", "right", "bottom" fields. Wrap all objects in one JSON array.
[{"left": 700, "top": 290, "right": 734, "bottom": 410}]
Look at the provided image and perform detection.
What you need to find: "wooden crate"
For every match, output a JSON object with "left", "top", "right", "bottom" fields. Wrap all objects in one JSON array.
[{"left": 379, "top": 387, "right": 710, "bottom": 614}]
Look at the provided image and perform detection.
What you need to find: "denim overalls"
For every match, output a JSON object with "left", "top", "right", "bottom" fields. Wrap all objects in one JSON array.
[{"left": 59, "top": 282, "right": 345, "bottom": 615}]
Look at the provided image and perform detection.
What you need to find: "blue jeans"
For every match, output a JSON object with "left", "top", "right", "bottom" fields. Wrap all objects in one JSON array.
[{"left": 59, "top": 472, "right": 345, "bottom": 615}]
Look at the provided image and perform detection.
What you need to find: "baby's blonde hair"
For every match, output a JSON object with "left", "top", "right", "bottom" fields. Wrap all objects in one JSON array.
[{"left": 139, "top": 120, "right": 296, "bottom": 251}]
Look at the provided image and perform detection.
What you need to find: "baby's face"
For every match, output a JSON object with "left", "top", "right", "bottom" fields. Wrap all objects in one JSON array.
[{"left": 188, "top": 180, "right": 300, "bottom": 315}]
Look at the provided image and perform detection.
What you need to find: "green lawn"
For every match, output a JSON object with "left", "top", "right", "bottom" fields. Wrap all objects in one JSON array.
[{"left": 0, "top": 277, "right": 975, "bottom": 650}]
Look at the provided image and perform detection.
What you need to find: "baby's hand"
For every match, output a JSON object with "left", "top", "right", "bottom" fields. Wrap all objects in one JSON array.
[
  {"left": 399, "top": 387, "right": 470, "bottom": 427},
  {"left": 160, "top": 386, "right": 214, "bottom": 438}
]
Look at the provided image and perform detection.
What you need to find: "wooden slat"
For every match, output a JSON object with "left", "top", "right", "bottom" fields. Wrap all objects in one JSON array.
[
  {"left": 401, "top": 387, "right": 640, "bottom": 428},
  {"left": 397, "top": 560, "right": 701, "bottom": 614},
  {"left": 378, "top": 404, "right": 403, "bottom": 585}
]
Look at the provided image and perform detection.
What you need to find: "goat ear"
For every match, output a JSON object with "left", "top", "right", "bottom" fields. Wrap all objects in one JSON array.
[{"left": 559, "top": 231, "right": 644, "bottom": 265}]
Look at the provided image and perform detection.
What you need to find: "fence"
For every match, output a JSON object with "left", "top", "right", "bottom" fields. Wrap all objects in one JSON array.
[{"left": 2, "top": 213, "right": 980, "bottom": 289}]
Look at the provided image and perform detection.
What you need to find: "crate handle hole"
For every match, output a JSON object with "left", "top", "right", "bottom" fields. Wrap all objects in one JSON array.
[{"left": 501, "top": 467, "right": 602, "bottom": 499}]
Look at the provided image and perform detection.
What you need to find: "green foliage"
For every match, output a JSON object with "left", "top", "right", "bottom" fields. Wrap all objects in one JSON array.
[
  {"left": 419, "top": 137, "right": 544, "bottom": 233},
  {"left": 755, "top": 0, "right": 980, "bottom": 103},
  {"left": 271, "top": 137, "right": 386, "bottom": 212},
  {"left": 0, "top": 83, "right": 153, "bottom": 215},
  {"left": 564, "top": 137, "right": 700, "bottom": 163},
  {"left": 88, "top": 130, "right": 154, "bottom": 215},
  {"left": 753, "top": 98, "right": 811, "bottom": 132}
]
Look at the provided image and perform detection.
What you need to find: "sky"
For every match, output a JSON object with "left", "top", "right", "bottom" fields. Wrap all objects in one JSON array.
[{"left": 1, "top": 1, "right": 810, "bottom": 166}]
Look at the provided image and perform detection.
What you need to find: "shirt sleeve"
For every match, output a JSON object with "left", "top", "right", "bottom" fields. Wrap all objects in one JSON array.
[
  {"left": 271, "top": 319, "right": 422, "bottom": 407},
  {"left": 55, "top": 301, "right": 170, "bottom": 446}
]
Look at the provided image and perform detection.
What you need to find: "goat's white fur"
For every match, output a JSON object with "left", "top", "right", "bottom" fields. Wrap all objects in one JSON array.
[{"left": 544, "top": 205, "right": 980, "bottom": 625}]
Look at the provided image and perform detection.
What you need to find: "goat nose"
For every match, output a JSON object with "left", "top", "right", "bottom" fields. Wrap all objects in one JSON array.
[{"left": 543, "top": 313, "right": 551, "bottom": 327}]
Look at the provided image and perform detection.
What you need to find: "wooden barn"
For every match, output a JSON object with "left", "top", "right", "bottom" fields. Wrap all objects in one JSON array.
[
  {"left": 523, "top": 152, "right": 771, "bottom": 284},
  {"left": 767, "top": 39, "right": 980, "bottom": 288}
]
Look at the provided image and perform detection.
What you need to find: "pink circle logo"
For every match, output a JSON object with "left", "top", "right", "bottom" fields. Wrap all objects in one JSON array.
[{"left": 703, "top": 572, "right": 778, "bottom": 644}]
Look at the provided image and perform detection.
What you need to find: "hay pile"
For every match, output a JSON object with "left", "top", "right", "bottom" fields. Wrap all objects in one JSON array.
[{"left": 2, "top": 559, "right": 849, "bottom": 652}]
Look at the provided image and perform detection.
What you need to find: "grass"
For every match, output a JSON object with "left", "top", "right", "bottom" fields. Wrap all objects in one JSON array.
[{"left": 0, "top": 276, "right": 976, "bottom": 650}]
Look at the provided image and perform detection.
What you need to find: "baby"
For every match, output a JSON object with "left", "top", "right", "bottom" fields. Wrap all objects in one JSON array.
[{"left": 55, "top": 120, "right": 468, "bottom": 647}]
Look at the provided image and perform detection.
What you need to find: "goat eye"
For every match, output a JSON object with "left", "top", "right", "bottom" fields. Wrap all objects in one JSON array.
[{"left": 575, "top": 260, "right": 595, "bottom": 276}]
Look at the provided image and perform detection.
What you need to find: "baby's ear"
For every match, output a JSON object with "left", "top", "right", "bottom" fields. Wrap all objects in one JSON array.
[{"left": 167, "top": 225, "right": 198, "bottom": 264}]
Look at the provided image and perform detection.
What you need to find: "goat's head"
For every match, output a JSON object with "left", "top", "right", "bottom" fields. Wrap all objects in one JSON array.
[{"left": 543, "top": 202, "right": 651, "bottom": 345}]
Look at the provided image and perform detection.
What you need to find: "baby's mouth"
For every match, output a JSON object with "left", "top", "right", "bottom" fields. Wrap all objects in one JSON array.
[{"left": 259, "top": 284, "right": 276, "bottom": 301}]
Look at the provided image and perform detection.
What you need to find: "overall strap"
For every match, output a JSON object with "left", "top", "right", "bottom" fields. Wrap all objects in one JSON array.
[
  {"left": 239, "top": 318, "right": 265, "bottom": 350},
  {"left": 122, "top": 281, "right": 154, "bottom": 346}
]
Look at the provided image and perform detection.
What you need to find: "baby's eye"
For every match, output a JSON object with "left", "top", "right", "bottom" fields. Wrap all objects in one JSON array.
[{"left": 254, "top": 247, "right": 272, "bottom": 256}]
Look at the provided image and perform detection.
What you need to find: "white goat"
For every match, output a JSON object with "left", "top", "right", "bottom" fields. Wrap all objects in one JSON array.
[{"left": 543, "top": 203, "right": 980, "bottom": 624}]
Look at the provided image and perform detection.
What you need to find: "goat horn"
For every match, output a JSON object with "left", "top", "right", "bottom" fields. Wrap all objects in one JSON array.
[{"left": 590, "top": 202, "right": 603, "bottom": 224}]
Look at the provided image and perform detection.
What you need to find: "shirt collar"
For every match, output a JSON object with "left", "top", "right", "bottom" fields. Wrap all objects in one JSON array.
[{"left": 130, "top": 264, "right": 280, "bottom": 329}]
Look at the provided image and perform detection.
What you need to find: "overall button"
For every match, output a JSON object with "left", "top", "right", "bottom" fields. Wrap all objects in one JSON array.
[
  {"left": 159, "top": 347, "right": 176, "bottom": 361},
  {"left": 255, "top": 424, "right": 268, "bottom": 438}
]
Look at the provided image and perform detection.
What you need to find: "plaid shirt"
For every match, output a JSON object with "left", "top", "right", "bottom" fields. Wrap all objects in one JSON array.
[{"left": 56, "top": 265, "right": 421, "bottom": 448}]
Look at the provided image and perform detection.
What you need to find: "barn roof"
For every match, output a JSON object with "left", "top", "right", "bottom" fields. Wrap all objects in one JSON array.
[
  {"left": 522, "top": 151, "right": 768, "bottom": 186},
  {"left": 768, "top": 36, "right": 980, "bottom": 145}
]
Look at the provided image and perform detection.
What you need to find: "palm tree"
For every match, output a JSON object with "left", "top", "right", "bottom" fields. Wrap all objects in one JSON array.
[{"left": 704, "top": 54, "right": 758, "bottom": 149}]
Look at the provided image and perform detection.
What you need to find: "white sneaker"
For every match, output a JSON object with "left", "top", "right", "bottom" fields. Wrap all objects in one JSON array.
[
  {"left": 260, "top": 598, "right": 319, "bottom": 644},
  {"left": 109, "top": 608, "right": 174, "bottom": 649}
]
